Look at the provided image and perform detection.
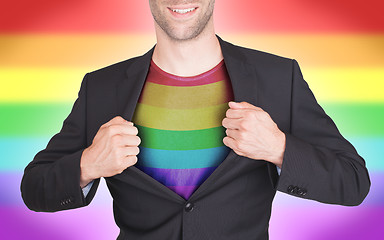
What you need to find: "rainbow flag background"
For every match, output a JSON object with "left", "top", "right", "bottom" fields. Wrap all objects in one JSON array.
[{"left": 1, "top": 0, "right": 383, "bottom": 239}]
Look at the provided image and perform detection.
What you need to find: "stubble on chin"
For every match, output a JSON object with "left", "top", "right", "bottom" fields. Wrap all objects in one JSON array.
[{"left": 150, "top": 0, "right": 215, "bottom": 42}]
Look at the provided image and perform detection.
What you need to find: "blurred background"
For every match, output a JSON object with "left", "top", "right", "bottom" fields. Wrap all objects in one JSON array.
[{"left": 0, "top": 0, "right": 383, "bottom": 239}]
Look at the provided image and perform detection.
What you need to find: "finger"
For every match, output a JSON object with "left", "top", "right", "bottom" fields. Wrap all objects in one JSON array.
[
  {"left": 117, "top": 155, "right": 138, "bottom": 171},
  {"left": 225, "top": 128, "right": 240, "bottom": 140},
  {"left": 118, "top": 134, "right": 141, "bottom": 146},
  {"left": 222, "top": 117, "right": 241, "bottom": 130},
  {"left": 223, "top": 136, "right": 245, "bottom": 156},
  {"left": 123, "top": 155, "right": 138, "bottom": 167},
  {"left": 226, "top": 108, "right": 246, "bottom": 119},
  {"left": 223, "top": 136, "right": 237, "bottom": 150},
  {"left": 119, "top": 146, "right": 140, "bottom": 157},
  {"left": 105, "top": 124, "right": 139, "bottom": 137}
]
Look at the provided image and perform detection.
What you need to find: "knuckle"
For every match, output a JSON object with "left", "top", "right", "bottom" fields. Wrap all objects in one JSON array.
[
  {"left": 111, "top": 134, "right": 122, "bottom": 144},
  {"left": 107, "top": 125, "right": 119, "bottom": 135},
  {"left": 239, "top": 131, "right": 247, "bottom": 140},
  {"left": 258, "top": 111, "right": 269, "bottom": 120},
  {"left": 245, "top": 111, "right": 254, "bottom": 119},
  {"left": 239, "top": 120, "right": 248, "bottom": 129}
]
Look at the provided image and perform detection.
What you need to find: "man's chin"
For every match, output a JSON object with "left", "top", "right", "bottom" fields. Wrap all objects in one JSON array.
[{"left": 164, "top": 28, "right": 206, "bottom": 42}]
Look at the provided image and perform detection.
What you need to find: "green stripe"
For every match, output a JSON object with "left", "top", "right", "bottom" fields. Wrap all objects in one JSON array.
[
  {"left": 136, "top": 124, "right": 226, "bottom": 150},
  {"left": 1, "top": 103, "right": 383, "bottom": 137},
  {"left": 0, "top": 103, "right": 72, "bottom": 136},
  {"left": 321, "top": 103, "right": 384, "bottom": 137}
]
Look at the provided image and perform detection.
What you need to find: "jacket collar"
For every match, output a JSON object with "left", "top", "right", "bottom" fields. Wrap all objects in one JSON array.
[{"left": 117, "top": 35, "right": 259, "bottom": 122}]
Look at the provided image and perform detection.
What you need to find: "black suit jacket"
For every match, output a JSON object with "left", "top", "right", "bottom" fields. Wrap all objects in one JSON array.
[{"left": 21, "top": 36, "right": 370, "bottom": 240}]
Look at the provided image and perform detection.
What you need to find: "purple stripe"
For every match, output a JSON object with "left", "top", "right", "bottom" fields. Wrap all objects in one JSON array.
[
  {"left": 167, "top": 186, "right": 197, "bottom": 200},
  {"left": 1, "top": 206, "right": 383, "bottom": 239},
  {"left": 136, "top": 166, "right": 217, "bottom": 187},
  {"left": 270, "top": 207, "right": 384, "bottom": 240},
  {"left": 0, "top": 206, "right": 118, "bottom": 239}
]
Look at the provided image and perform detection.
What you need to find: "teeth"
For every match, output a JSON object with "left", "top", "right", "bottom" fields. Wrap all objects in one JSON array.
[{"left": 172, "top": 8, "right": 196, "bottom": 14}]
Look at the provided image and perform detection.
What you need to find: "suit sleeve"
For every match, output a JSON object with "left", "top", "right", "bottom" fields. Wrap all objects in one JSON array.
[
  {"left": 276, "top": 59, "right": 370, "bottom": 206},
  {"left": 20, "top": 73, "right": 100, "bottom": 212}
]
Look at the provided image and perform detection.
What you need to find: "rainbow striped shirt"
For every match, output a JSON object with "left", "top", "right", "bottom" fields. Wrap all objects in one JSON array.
[{"left": 131, "top": 59, "right": 234, "bottom": 200}]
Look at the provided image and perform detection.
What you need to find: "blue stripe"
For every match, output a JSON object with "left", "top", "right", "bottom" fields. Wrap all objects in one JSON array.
[
  {"left": 1, "top": 137, "right": 383, "bottom": 171},
  {"left": 0, "top": 137, "right": 51, "bottom": 171},
  {"left": 137, "top": 145, "right": 231, "bottom": 169},
  {"left": 348, "top": 137, "right": 384, "bottom": 172}
]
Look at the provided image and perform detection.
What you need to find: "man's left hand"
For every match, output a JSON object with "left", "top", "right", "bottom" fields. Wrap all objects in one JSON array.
[{"left": 222, "top": 101, "right": 285, "bottom": 168}]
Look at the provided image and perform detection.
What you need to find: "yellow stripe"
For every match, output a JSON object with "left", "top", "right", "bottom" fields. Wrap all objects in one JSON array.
[
  {"left": 0, "top": 68, "right": 86, "bottom": 102},
  {"left": 2, "top": 67, "right": 384, "bottom": 103},
  {"left": 1, "top": 67, "right": 383, "bottom": 103},
  {"left": 140, "top": 81, "right": 231, "bottom": 109},
  {"left": 131, "top": 103, "right": 229, "bottom": 130},
  {"left": 0, "top": 34, "right": 383, "bottom": 68},
  {"left": 303, "top": 67, "right": 384, "bottom": 103}
]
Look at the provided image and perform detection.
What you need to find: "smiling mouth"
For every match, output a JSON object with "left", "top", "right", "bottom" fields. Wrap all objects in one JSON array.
[
  {"left": 168, "top": 7, "right": 197, "bottom": 15},
  {"left": 170, "top": 7, "right": 197, "bottom": 14}
]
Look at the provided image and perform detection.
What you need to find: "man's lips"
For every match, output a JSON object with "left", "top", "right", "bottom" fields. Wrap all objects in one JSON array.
[
  {"left": 169, "top": 7, "right": 197, "bottom": 14},
  {"left": 167, "top": 7, "right": 198, "bottom": 17}
]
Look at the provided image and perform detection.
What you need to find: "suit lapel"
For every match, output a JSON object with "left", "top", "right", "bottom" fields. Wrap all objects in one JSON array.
[
  {"left": 115, "top": 36, "right": 260, "bottom": 202},
  {"left": 218, "top": 35, "right": 259, "bottom": 105},
  {"left": 188, "top": 37, "right": 261, "bottom": 200},
  {"left": 116, "top": 46, "right": 154, "bottom": 122}
]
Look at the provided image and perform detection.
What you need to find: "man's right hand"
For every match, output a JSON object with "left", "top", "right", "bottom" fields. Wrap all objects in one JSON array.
[{"left": 79, "top": 116, "right": 141, "bottom": 188}]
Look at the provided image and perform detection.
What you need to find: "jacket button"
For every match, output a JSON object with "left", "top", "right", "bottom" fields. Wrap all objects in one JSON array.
[
  {"left": 185, "top": 202, "right": 194, "bottom": 212},
  {"left": 287, "top": 185, "right": 295, "bottom": 194},
  {"left": 297, "top": 188, "right": 307, "bottom": 196}
]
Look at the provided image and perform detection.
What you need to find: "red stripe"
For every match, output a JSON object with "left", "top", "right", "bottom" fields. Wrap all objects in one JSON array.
[
  {"left": 148, "top": 60, "right": 229, "bottom": 86},
  {"left": 215, "top": 0, "right": 384, "bottom": 33},
  {"left": 0, "top": 0, "right": 153, "bottom": 33},
  {"left": 1, "top": 0, "right": 383, "bottom": 33}
]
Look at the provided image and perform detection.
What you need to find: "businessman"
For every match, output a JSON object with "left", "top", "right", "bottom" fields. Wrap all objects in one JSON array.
[{"left": 21, "top": 0, "right": 370, "bottom": 239}]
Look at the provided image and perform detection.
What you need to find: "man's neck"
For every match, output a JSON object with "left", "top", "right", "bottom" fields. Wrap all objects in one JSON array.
[{"left": 152, "top": 25, "right": 223, "bottom": 77}]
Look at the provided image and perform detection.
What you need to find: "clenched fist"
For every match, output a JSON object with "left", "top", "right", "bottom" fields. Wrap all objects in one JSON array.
[
  {"left": 80, "top": 116, "right": 141, "bottom": 188},
  {"left": 222, "top": 101, "right": 285, "bottom": 168}
]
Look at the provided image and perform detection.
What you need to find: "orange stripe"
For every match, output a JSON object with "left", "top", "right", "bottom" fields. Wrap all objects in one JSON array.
[{"left": 1, "top": 34, "right": 382, "bottom": 68}]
